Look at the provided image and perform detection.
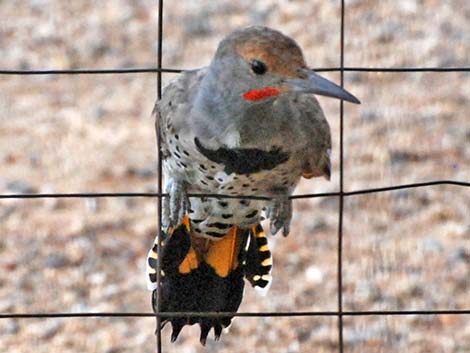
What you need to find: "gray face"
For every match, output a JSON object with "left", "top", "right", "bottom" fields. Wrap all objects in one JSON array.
[
  {"left": 203, "top": 27, "right": 305, "bottom": 107},
  {"left": 191, "top": 54, "right": 284, "bottom": 142},
  {"left": 203, "top": 26, "right": 359, "bottom": 112},
  {"left": 208, "top": 55, "right": 285, "bottom": 104}
]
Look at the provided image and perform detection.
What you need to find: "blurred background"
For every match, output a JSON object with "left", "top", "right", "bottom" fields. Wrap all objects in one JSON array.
[{"left": 0, "top": 1, "right": 468, "bottom": 352}]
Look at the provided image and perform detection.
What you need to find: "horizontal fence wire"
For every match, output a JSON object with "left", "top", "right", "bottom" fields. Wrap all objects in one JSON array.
[
  {"left": 0, "top": 66, "right": 469, "bottom": 75},
  {"left": 1, "top": 309, "right": 470, "bottom": 319},
  {"left": 0, "top": 181, "right": 468, "bottom": 200}
]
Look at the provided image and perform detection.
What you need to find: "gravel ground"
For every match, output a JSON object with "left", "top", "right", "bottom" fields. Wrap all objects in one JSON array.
[{"left": 0, "top": 1, "right": 469, "bottom": 352}]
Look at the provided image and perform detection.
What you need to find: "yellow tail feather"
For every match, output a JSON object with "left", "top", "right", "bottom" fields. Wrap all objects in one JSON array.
[{"left": 205, "top": 226, "right": 240, "bottom": 277}]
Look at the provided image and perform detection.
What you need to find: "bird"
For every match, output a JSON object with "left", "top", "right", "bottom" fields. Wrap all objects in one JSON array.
[{"left": 146, "top": 25, "right": 359, "bottom": 345}]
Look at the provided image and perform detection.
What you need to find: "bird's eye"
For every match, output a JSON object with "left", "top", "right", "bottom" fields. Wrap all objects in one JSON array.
[{"left": 251, "top": 59, "right": 267, "bottom": 75}]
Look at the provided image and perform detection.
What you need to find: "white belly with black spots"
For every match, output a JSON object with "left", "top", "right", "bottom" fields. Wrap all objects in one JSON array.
[
  {"left": 164, "top": 133, "right": 300, "bottom": 239},
  {"left": 188, "top": 197, "right": 262, "bottom": 238}
]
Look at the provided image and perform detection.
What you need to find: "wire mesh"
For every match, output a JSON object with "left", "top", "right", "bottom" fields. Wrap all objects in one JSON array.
[{"left": 0, "top": 0, "right": 469, "bottom": 352}]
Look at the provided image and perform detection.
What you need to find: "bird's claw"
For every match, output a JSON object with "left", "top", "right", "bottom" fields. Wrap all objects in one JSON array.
[
  {"left": 267, "top": 194, "right": 292, "bottom": 236},
  {"left": 163, "top": 179, "right": 190, "bottom": 229}
]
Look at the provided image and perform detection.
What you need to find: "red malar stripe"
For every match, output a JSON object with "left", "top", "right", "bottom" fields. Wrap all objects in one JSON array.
[{"left": 243, "top": 87, "right": 280, "bottom": 101}]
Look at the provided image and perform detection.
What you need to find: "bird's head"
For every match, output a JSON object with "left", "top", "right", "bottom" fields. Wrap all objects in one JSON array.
[{"left": 209, "top": 26, "right": 360, "bottom": 105}]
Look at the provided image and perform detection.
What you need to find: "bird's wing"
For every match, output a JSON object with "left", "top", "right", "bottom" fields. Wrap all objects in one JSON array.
[
  {"left": 295, "top": 95, "right": 332, "bottom": 180},
  {"left": 152, "top": 99, "right": 171, "bottom": 161},
  {"left": 154, "top": 68, "right": 208, "bottom": 148}
]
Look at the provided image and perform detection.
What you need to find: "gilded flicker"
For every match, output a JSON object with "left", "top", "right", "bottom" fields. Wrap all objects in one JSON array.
[{"left": 146, "top": 26, "right": 359, "bottom": 345}]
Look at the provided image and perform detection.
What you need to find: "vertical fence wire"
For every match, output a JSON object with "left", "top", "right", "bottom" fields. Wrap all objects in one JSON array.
[
  {"left": 155, "top": 1, "right": 164, "bottom": 352},
  {"left": 337, "top": 1, "right": 346, "bottom": 351}
]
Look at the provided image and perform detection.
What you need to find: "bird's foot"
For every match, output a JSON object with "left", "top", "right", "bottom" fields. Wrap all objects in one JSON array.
[
  {"left": 163, "top": 178, "right": 190, "bottom": 230},
  {"left": 266, "top": 192, "right": 292, "bottom": 236}
]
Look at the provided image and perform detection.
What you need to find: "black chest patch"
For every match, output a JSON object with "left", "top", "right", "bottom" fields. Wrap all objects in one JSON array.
[{"left": 194, "top": 137, "right": 289, "bottom": 175}]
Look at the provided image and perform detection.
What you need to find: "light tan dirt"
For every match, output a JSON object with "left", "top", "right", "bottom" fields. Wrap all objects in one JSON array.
[{"left": 0, "top": 1, "right": 468, "bottom": 352}]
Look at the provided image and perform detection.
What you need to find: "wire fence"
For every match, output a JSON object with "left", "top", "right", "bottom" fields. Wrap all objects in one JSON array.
[{"left": 1, "top": 0, "right": 469, "bottom": 352}]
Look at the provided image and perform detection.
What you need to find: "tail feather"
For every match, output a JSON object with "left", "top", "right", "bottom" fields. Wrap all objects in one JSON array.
[
  {"left": 146, "top": 219, "right": 272, "bottom": 344},
  {"left": 205, "top": 225, "right": 242, "bottom": 277},
  {"left": 146, "top": 242, "right": 160, "bottom": 291},
  {"left": 245, "top": 224, "right": 273, "bottom": 290}
]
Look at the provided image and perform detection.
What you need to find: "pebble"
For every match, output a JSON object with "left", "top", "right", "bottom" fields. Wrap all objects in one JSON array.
[
  {"left": 85, "top": 198, "right": 99, "bottom": 213},
  {"left": 287, "top": 341, "right": 300, "bottom": 353},
  {"left": 306, "top": 219, "right": 328, "bottom": 233},
  {"left": 43, "top": 253, "right": 68, "bottom": 268},
  {"left": 2, "top": 320, "right": 20, "bottom": 335},
  {"left": 448, "top": 247, "right": 470, "bottom": 264},
  {"left": 305, "top": 265, "right": 324, "bottom": 284},
  {"left": 5, "top": 180, "right": 36, "bottom": 194},
  {"left": 29, "top": 320, "right": 62, "bottom": 340},
  {"left": 125, "top": 166, "right": 156, "bottom": 178},
  {"left": 422, "top": 237, "right": 444, "bottom": 255},
  {"left": 0, "top": 299, "right": 14, "bottom": 312}
]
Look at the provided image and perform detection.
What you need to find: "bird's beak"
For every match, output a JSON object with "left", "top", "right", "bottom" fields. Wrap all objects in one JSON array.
[{"left": 285, "top": 69, "right": 360, "bottom": 104}]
